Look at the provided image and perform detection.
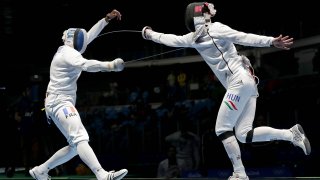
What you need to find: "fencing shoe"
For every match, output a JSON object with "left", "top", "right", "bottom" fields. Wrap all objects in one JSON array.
[
  {"left": 290, "top": 124, "right": 311, "bottom": 155},
  {"left": 29, "top": 166, "right": 51, "bottom": 180},
  {"left": 102, "top": 169, "right": 128, "bottom": 180},
  {"left": 228, "top": 172, "right": 249, "bottom": 180}
]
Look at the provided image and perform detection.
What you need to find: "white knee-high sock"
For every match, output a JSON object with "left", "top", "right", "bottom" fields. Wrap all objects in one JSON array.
[
  {"left": 222, "top": 135, "right": 246, "bottom": 176},
  {"left": 38, "top": 145, "right": 77, "bottom": 173},
  {"left": 76, "top": 141, "right": 107, "bottom": 179},
  {"left": 251, "top": 126, "right": 292, "bottom": 142}
]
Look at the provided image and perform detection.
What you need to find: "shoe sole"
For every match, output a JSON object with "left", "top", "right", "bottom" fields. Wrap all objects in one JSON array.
[{"left": 297, "top": 124, "right": 311, "bottom": 155}]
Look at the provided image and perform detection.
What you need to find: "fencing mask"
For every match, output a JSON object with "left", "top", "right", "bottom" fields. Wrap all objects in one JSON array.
[
  {"left": 185, "top": 2, "right": 216, "bottom": 32},
  {"left": 62, "top": 28, "right": 88, "bottom": 54}
]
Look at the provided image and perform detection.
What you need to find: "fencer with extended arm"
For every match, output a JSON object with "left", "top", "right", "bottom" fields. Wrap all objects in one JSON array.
[
  {"left": 140, "top": 2, "right": 309, "bottom": 180},
  {"left": 142, "top": 27, "right": 293, "bottom": 50}
]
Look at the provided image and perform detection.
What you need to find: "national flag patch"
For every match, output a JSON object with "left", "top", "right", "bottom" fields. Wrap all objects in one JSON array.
[
  {"left": 224, "top": 100, "right": 238, "bottom": 110},
  {"left": 63, "top": 106, "right": 77, "bottom": 118}
]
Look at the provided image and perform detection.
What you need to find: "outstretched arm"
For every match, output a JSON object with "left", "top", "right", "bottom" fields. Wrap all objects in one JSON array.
[
  {"left": 142, "top": 26, "right": 193, "bottom": 48},
  {"left": 272, "top": 34, "right": 293, "bottom": 50},
  {"left": 75, "top": 57, "right": 124, "bottom": 72}
]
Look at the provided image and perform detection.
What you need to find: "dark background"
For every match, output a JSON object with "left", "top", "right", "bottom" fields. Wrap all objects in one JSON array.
[
  {"left": 0, "top": 0, "right": 319, "bottom": 178},
  {"left": 1, "top": 0, "right": 319, "bottom": 106},
  {"left": 1, "top": 0, "right": 319, "bottom": 65},
  {"left": 1, "top": 0, "right": 319, "bottom": 90}
]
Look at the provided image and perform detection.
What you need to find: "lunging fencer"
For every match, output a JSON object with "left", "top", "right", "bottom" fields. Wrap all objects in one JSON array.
[
  {"left": 29, "top": 9, "right": 128, "bottom": 180},
  {"left": 142, "top": 2, "right": 311, "bottom": 180}
]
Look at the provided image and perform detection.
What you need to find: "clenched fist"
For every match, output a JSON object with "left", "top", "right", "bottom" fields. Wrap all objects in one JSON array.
[{"left": 105, "top": 9, "right": 122, "bottom": 21}]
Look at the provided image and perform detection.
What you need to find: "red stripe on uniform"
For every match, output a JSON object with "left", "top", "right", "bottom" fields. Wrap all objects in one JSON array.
[{"left": 228, "top": 101, "right": 238, "bottom": 110}]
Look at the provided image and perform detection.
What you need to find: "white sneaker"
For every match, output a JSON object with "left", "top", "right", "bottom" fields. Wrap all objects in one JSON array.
[
  {"left": 228, "top": 172, "right": 249, "bottom": 180},
  {"left": 290, "top": 124, "right": 311, "bottom": 155},
  {"left": 29, "top": 166, "right": 51, "bottom": 180},
  {"left": 102, "top": 169, "right": 128, "bottom": 180}
]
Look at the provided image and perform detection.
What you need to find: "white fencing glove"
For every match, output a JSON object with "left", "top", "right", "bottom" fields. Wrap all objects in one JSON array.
[
  {"left": 142, "top": 26, "right": 152, "bottom": 40},
  {"left": 112, "top": 58, "right": 124, "bottom": 71}
]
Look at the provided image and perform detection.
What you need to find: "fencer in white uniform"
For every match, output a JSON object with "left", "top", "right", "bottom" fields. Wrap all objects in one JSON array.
[
  {"left": 29, "top": 9, "right": 128, "bottom": 180},
  {"left": 142, "top": 2, "right": 311, "bottom": 180}
]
